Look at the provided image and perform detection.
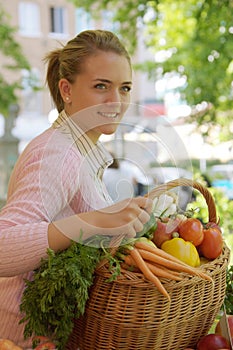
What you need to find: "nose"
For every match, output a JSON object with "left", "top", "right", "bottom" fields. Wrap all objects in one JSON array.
[{"left": 105, "top": 89, "right": 121, "bottom": 104}]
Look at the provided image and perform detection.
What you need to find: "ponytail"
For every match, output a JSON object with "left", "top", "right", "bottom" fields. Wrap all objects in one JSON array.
[{"left": 44, "top": 49, "right": 64, "bottom": 113}]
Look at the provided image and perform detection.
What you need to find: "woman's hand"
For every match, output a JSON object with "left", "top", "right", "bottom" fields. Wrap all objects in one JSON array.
[
  {"left": 79, "top": 196, "right": 154, "bottom": 238},
  {"left": 48, "top": 196, "right": 154, "bottom": 251}
]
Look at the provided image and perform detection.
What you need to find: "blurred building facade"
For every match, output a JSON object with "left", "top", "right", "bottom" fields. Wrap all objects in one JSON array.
[{"left": 0, "top": 0, "right": 157, "bottom": 122}]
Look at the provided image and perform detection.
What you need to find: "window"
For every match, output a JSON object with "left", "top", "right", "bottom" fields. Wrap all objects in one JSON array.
[
  {"left": 18, "top": 2, "right": 41, "bottom": 36},
  {"left": 50, "top": 6, "right": 67, "bottom": 34}
]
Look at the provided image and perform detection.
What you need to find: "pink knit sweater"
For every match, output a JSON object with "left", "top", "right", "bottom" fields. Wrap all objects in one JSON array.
[{"left": 0, "top": 121, "right": 111, "bottom": 347}]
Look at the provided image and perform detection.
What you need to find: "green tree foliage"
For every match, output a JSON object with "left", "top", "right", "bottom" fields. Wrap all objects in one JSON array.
[
  {"left": 69, "top": 0, "right": 152, "bottom": 54},
  {"left": 0, "top": 5, "right": 31, "bottom": 116},
  {"left": 143, "top": 0, "right": 233, "bottom": 136},
  {"left": 69, "top": 0, "right": 233, "bottom": 135}
]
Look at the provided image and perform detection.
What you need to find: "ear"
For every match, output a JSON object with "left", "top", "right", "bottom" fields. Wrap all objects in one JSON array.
[{"left": 59, "top": 79, "right": 72, "bottom": 102}]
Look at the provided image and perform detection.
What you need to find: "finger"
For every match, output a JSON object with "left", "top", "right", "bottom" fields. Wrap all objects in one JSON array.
[
  {"left": 134, "top": 196, "right": 154, "bottom": 213},
  {"left": 132, "top": 218, "right": 144, "bottom": 233},
  {"left": 127, "top": 228, "right": 137, "bottom": 238},
  {"left": 107, "top": 221, "right": 136, "bottom": 237},
  {"left": 122, "top": 225, "right": 136, "bottom": 239},
  {"left": 137, "top": 208, "right": 151, "bottom": 225},
  {"left": 144, "top": 198, "right": 154, "bottom": 213}
]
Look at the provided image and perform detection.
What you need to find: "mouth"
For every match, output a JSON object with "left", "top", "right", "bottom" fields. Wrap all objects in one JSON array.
[{"left": 97, "top": 111, "right": 120, "bottom": 119}]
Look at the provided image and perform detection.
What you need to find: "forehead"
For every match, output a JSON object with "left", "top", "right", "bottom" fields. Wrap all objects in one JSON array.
[{"left": 81, "top": 51, "right": 132, "bottom": 80}]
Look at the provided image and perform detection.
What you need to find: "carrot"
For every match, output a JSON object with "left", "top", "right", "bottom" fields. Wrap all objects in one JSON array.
[
  {"left": 117, "top": 252, "right": 137, "bottom": 267},
  {"left": 120, "top": 251, "right": 181, "bottom": 279},
  {"left": 122, "top": 254, "right": 136, "bottom": 267},
  {"left": 135, "top": 240, "right": 191, "bottom": 266},
  {"left": 120, "top": 262, "right": 132, "bottom": 270},
  {"left": 146, "top": 262, "right": 183, "bottom": 281},
  {"left": 134, "top": 241, "right": 213, "bottom": 282},
  {"left": 137, "top": 248, "right": 212, "bottom": 282},
  {"left": 148, "top": 263, "right": 181, "bottom": 277},
  {"left": 120, "top": 261, "right": 141, "bottom": 273},
  {"left": 129, "top": 248, "right": 171, "bottom": 300}
]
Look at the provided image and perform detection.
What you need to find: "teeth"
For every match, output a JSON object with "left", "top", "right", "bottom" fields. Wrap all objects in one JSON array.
[{"left": 98, "top": 112, "right": 118, "bottom": 118}]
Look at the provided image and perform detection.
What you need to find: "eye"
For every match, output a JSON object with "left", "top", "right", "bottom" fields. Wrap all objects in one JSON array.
[
  {"left": 95, "top": 83, "right": 107, "bottom": 90},
  {"left": 121, "top": 85, "right": 132, "bottom": 93}
]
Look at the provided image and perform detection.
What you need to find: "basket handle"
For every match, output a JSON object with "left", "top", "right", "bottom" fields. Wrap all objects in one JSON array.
[{"left": 146, "top": 178, "right": 217, "bottom": 223}]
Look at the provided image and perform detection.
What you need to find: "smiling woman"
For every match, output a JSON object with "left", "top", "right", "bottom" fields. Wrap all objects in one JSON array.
[
  {"left": 56, "top": 50, "right": 132, "bottom": 143},
  {"left": 0, "top": 29, "right": 153, "bottom": 347}
]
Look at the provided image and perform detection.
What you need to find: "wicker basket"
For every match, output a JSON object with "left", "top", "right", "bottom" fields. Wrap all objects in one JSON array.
[{"left": 66, "top": 178, "right": 231, "bottom": 350}]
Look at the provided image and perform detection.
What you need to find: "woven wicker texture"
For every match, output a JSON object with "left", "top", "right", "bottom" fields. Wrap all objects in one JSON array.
[{"left": 66, "top": 178, "right": 231, "bottom": 350}]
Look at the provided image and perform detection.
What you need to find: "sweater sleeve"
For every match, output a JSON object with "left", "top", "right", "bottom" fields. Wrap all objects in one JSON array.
[
  {"left": 0, "top": 221, "right": 49, "bottom": 277},
  {"left": 0, "top": 128, "right": 82, "bottom": 277}
]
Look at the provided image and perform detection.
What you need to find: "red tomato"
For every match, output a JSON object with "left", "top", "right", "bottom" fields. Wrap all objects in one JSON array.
[
  {"left": 152, "top": 219, "right": 173, "bottom": 248},
  {"left": 205, "top": 222, "right": 222, "bottom": 233},
  {"left": 152, "top": 217, "right": 183, "bottom": 248},
  {"left": 34, "top": 341, "right": 56, "bottom": 349},
  {"left": 197, "top": 334, "right": 230, "bottom": 349},
  {"left": 32, "top": 336, "right": 56, "bottom": 350},
  {"left": 33, "top": 336, "right": 50, "bottom": 345},
  {"left": 198, "top": 227, "right": 223, "bottom": 260},
  {"left": 178, "top": 218, "right": 204, "bottom": 246}
]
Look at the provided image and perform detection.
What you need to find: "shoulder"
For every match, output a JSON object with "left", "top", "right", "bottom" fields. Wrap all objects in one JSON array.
[
  {"left": 12, "top": 128, "right": 84, "bottom": 184},
  {"left": 20, "top": 127, "right": 83, "bottom": 162}
]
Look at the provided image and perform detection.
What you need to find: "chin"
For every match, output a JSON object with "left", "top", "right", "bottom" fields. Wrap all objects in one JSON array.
[{"left": 100, "top": 125, "right": 119, "bottom": 135}]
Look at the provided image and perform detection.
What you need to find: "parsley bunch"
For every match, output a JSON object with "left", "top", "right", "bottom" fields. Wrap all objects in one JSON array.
[{"left": 20, "top": 241, "right": 104, "bottom": 349}]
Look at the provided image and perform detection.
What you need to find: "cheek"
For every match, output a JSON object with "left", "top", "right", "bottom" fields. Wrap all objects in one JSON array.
[
  {"left": 121, "top": 98, "right": 130, "bottom": 115},
  {"left": 73, "top": 90, "right": 101, "bottom": 110}
]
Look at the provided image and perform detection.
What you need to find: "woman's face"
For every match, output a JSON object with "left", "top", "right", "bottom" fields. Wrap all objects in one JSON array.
[{"left": 60, "top": 51, "right": 132, "bottom": 143}]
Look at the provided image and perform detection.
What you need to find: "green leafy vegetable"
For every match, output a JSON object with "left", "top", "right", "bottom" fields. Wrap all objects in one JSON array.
[{"left": 20, "top": 241, "right": 104, "bottom": 349}]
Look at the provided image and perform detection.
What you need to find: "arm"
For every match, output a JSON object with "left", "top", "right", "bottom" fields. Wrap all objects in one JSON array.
[
  {"left": 0, "top": 130, "right": 81, "bottom": 276},
  {"left": 0, "top": 179, "right": 153, "bottom": 277},
  {"left": 0, "top": 130, "right": 153, "bottom": 276},
  {"left": 48, "top": 196, "right": 153, "bottom": 251}
]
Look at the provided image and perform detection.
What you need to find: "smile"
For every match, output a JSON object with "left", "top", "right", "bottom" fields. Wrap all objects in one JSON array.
[{"left": 98, "top": 112, "right": 119, "bottom": 118}]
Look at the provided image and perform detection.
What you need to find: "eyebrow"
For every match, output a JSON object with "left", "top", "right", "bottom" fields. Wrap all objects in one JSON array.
[{"left": 93, "top": 78, "right": 132, "bottom": 85}]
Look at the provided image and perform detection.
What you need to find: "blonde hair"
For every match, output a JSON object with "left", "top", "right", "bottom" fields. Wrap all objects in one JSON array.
[{"left": 44, "top": 29, "right": 131, "bottom": 113}]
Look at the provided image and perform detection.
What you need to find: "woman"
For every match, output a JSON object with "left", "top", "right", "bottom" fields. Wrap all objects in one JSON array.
[{"left": 0, "top": 29, "right": 153, "bottom": 347}]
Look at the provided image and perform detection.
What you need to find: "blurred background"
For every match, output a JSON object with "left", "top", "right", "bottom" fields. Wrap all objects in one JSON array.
[{"left": 0, "top": 0, "right": 232, "bottom": 260}]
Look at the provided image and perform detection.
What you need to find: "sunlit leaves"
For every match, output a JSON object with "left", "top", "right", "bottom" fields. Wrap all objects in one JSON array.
[{"left": 68, "top": 0, "right": 233, "bottom": 133}]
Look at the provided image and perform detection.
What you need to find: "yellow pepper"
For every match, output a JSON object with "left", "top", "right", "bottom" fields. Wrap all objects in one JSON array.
[{"left": 161, "top": 237, "right": 200, "bottom": 267}]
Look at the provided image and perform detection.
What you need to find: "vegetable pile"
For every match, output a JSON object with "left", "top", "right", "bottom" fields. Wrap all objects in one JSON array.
[
  {"left": 116, "top": 237, "right": 212, "bottom": 301},
  {"left": 20, "top": 191, "right": 225, "bottom": 350}
]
